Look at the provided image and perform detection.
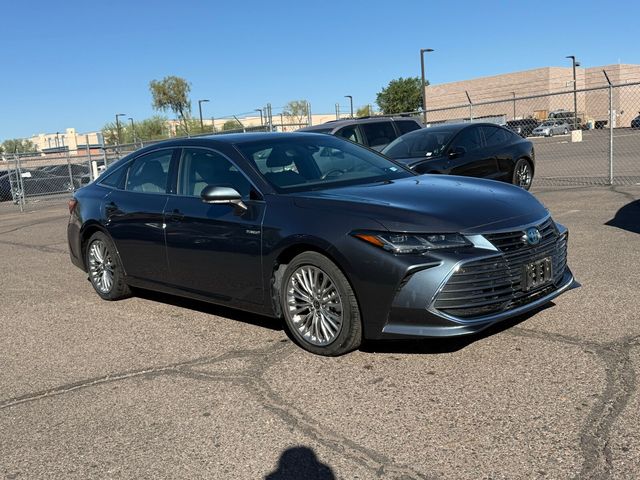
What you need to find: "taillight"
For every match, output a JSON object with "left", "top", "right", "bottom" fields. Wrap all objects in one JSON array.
[{"left": 68, "top": 198, "right": 78, "bottom": 214}]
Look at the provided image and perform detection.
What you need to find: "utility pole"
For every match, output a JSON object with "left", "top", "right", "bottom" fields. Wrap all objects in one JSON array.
[
  {"left": 198, "top": 99, "right": 210, "bottom": 131},
  {"left": 115, "top": 114, "right": 126, "bottom": 144},
  {"left": 566, "top": 55, "right": 580, "bottom": 129},
  {"left": 420, "top": 48, "right": 434, "bottom": 124},
  {"left": 344, "top": 95, "right": 353, "bottom": 118}
]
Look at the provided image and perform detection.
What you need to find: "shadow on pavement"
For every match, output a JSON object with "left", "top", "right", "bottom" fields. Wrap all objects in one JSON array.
[
  {"left": 605, "top": 199, "right": 640, "bottom": 234},
  {"left": 132, "top": 287, "right": 283, "bottom": 332},
  {"left": 360, "top": 303, "right": 554, "bottom": 355},
  {"left": 264, "top": 446, "right": 335, "bottom": 480}
]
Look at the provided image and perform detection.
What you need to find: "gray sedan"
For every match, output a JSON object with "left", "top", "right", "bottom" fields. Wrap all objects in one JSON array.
[{"left": 532, "top": 120, "right": 572, "bottom": 137}]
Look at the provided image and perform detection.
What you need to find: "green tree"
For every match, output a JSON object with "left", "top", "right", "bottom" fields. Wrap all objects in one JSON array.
[
  {"left": 376, "top": 77, "right": 425, "bottom": 114},
  {"left": 283, "top": 100, "right": 309, "bottom": 127},
  {"left": 149, "top": 76, "right": 192, "bottom": 135},
  {"left": 2, "top": 138, "right": 36, "bottom": 154},
  {"left": 102, "top": 115, "right": 170, "bottom": 145},
  {"left": 222, "top": 119, "right": 243, "bottom": 131},
  {"left": 356, "top": 105, "right": 373, "bottom": 117}
]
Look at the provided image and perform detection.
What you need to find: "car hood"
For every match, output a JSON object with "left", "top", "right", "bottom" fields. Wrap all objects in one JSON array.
[{"left": 292, "top": 175, "right": 548, "bottom": 233}]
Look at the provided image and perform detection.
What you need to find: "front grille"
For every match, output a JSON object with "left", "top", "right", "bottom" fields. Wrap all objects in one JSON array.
[{"left": 433, "top": 220, "right": 567, "bottom": 319}]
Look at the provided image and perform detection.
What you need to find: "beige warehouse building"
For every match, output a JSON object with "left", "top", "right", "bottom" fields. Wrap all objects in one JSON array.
[{"left": 424, "top": 64, "right": 640, "bottom": 128}]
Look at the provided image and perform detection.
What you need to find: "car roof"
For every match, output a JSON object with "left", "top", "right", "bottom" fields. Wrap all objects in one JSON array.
[{"left": 299, "top": 116, "right": 422, "bottom": 132}]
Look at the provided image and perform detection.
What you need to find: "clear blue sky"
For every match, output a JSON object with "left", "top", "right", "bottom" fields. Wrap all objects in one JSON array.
[{"left": 1, "top": 0, "right": 638, "bottom": 140}]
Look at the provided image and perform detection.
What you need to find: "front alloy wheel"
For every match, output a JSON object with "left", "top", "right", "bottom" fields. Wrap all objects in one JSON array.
[
  {"left": 281, "top": 252, "right": 361, "bottom": 356},
  {"left": 286, "top": 265, "right": 343, "bottom": 346}
]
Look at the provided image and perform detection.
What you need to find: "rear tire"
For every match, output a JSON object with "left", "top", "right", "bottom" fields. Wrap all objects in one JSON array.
[
  {"left": 563, "top": 128, "right": 569, "bottom": 134},
  {"left": 280, "top": 252, "right": 362, "bottom": 356},
  {"left": 85, "top": 231, "right": 131, "bottom": 300},
  {"left": 512, "top": 158, "right": 533, "bottom": 190}
]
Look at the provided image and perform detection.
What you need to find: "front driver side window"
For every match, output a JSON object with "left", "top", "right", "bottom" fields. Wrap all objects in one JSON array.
[
  {"left": 179, "top": 148, "right": 252, "bottom": 199},
  {"left": 125, "top": 149, "right": 173, "bottom": 194},
  {"left": 451, "top": 127, "right": 483, "bottom": 153}
]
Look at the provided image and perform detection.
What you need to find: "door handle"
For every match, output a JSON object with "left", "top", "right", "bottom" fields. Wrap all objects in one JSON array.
[{"left": 169, "top": 209, "right": 184, "bottom": 222}]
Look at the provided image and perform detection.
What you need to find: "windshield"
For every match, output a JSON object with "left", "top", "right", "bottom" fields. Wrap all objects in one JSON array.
[
  {"left": 236, "top": 135, "right": 414, "bottom": 192},
  {"left": 541, "top": 121, "right": 554, "bottom": 127},
  {"left": 382, "top": 128, "right": 456, "bottom": 159}
]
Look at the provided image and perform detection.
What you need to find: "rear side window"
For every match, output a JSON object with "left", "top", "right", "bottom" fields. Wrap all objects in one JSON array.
[
  {"left": 451, "top": 126, "right": 483, "bottom": 152},
  {"left": 361, "top": 121, "right": 397, "bottom": 149},
  {"left": 481, "top": 126, "right": 512, "bottom": 147},
  {"left": 395, "top": 120, "right": 421, "bottom": 135},
  {"left": 335, "top": 125, "right": 363, "bottom": 144},
  {"left": 99, "top": 166, "right": 126, "bottom": 188},
  {"left": 125, "top": 149, "right": 173, "bottom": 194}
]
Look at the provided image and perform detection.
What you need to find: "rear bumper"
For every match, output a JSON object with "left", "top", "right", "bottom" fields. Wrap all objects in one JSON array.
[
  {"left": 380, "top": 268, "right": 575, "bottom": 339},
  {"left": 67, "top": 219, "right": 85, "bottom": 271}
]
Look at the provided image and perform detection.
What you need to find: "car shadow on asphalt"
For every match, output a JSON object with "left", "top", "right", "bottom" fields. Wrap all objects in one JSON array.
[
  {"left": 132, "top": 288, "right": 284, "bottom": 332},
  {"left": 264, "top": 446, "right": 335, "bottom": 480},
  {"left": 360, "top": 303, "right": 554, "bottom": 355},
  {"left": 605, "top": 199, "right": 640, "bottom": 234}
]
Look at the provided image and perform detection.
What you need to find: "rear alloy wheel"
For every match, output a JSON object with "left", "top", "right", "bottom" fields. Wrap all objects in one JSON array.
[
  {"left": 563, "top": 128, "right": 569, "bottom": 134},
  {"left": 548, "top": 130, "right": 554, "bottom": 137},
  {"left": 85, "top": 231, "right": 131, "bottom": 300},
  {"left": 281, "top": 252, "right": 362, "bottom": 356},
  {"left": 513, "top": 158, "right": 533, "bottom": 190}
]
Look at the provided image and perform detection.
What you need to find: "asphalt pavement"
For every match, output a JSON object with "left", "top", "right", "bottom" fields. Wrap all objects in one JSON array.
[{"left": 0, "top": 185, "right": 639, "bottom": 479}]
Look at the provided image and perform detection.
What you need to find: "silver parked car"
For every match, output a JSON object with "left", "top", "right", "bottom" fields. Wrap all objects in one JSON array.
[{"left": 532, "top": 120, "right": 572, "bottom": 137}]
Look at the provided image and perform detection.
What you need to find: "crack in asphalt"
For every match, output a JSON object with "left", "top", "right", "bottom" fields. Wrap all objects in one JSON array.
[
  {"left": 0, "top": 341, "right": 432, "bottom": 480},
  {"left": 508, "top": 327, "right": 640, "bottom": 479}
]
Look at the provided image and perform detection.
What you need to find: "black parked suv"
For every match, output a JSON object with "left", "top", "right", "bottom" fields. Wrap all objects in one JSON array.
[{"left": 298, "top": 117, "right": 423, "bottom": 151}]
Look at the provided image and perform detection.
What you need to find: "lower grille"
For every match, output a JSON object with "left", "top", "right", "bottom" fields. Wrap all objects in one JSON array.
[{"left": 433, "top": 224, "right": 568, "bottom": 319}]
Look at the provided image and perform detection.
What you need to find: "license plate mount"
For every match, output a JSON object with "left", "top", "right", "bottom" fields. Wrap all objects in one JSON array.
[{"left": 522, "top": 257, "right": 553, "bottom": 292}]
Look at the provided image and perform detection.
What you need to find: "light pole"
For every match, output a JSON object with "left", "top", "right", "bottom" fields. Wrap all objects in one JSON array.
[
  {"left": 198, "top": 99, "right": 210, "bottom": 131},
  {"left": 566, "top": 55, "right": 580, "bottom": 129},
  {"left": 128, "top": 117, "right": 135, "bottom": 143},
  {"left": 255, "top": 109, "right": 263, "bottom": 126},
  {"left": 344, "top": 95, "right": 353, "bottom": 118},
  {"left": 420, "top": 48, "right": 434, "bottom": 124},
  {"left": 511, "top": 92, "right": 516, "bottom": 119},
  {"left": 115, "top": 113, "right": 126, "bottom": 144}
]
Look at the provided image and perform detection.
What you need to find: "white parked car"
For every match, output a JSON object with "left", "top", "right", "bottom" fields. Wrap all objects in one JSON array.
[{"left": 532, "top": 120, "right": 572, "bottom": 137}]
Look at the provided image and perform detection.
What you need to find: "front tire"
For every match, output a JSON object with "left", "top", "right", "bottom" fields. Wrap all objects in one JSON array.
[
  {"left": 280, "top": 252, "right": 362, "bottom": 356},
  {"left": 85, "top": 231, "right": 131, "bottom": 300},
  {"left": 512, "top": 158, "right": 533, "bottom": 190}
]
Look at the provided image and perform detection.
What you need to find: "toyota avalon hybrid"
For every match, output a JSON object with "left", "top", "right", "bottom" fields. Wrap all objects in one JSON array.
[{"left": 68, "top": 133, "right": 574, "bottom": 356}]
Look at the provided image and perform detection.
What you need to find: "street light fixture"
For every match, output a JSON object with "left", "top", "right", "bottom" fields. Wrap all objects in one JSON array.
[
  {"left": 198, "top": 99, "right": 210, "bottom": 131},
  {"left": 255, "top": 108, "right": 263, "bottom": 126},
  {"left": 566, "top": 55, "right": 580, "bottom": 129},
  {"left": 420, "top": 48, "right": 434, "bottom": 124},
  {"left": 344, "top": 95, "right": 353, "bottom": 118},
  {"left": 115, "top": 113, "right": 126, "bottom": 144},
  {"left": 128, "top": 117, "right": 136, "bottom": 143}
]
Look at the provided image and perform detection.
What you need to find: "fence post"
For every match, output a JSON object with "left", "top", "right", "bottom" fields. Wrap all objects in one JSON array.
[
  {"left": 102, "top": 148, "right": 108, "bottom": 169},
  {"left": 65, "top": 148, "right": 75, "bottom": 192},
  {"left": 307, "top": 101, "right": 312, "bottom": 126},
  {"left": 465, "top": 91, "right": 473, "bottom": 121},
  {"left": 14, "top": 154, "right": 25, "bottom": 212},
  {"left": 603, "top": 70, "right": 614, "bottom": 185},
  {"left": 335, "top": 103, "right": 340, "bottom": 120}
]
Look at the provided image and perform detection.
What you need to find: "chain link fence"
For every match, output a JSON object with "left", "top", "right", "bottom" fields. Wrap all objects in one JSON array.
[
  {"left": 422, "top": 82, "right": 640, "bottom": 186},
  {"left": 2, "top": 83, "right": 638, "bottom": 212}
]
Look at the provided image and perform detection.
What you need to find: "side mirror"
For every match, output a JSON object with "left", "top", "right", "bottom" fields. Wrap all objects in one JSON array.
[
  {"left": 200, "top": 185, "right": 247, "bottom": 213},
  {"left": 448, "top": 146, "right": 466, "bottom": 159}
]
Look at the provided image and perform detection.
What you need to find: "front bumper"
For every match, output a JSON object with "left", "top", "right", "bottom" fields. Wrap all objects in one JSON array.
[{"left": 366, "top": 218, "right": 576, "bottom": 340}]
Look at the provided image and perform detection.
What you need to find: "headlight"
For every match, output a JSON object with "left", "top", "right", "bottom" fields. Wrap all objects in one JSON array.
[{"left": 353, "top": 231, "right": 472, "bottom": 254}]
